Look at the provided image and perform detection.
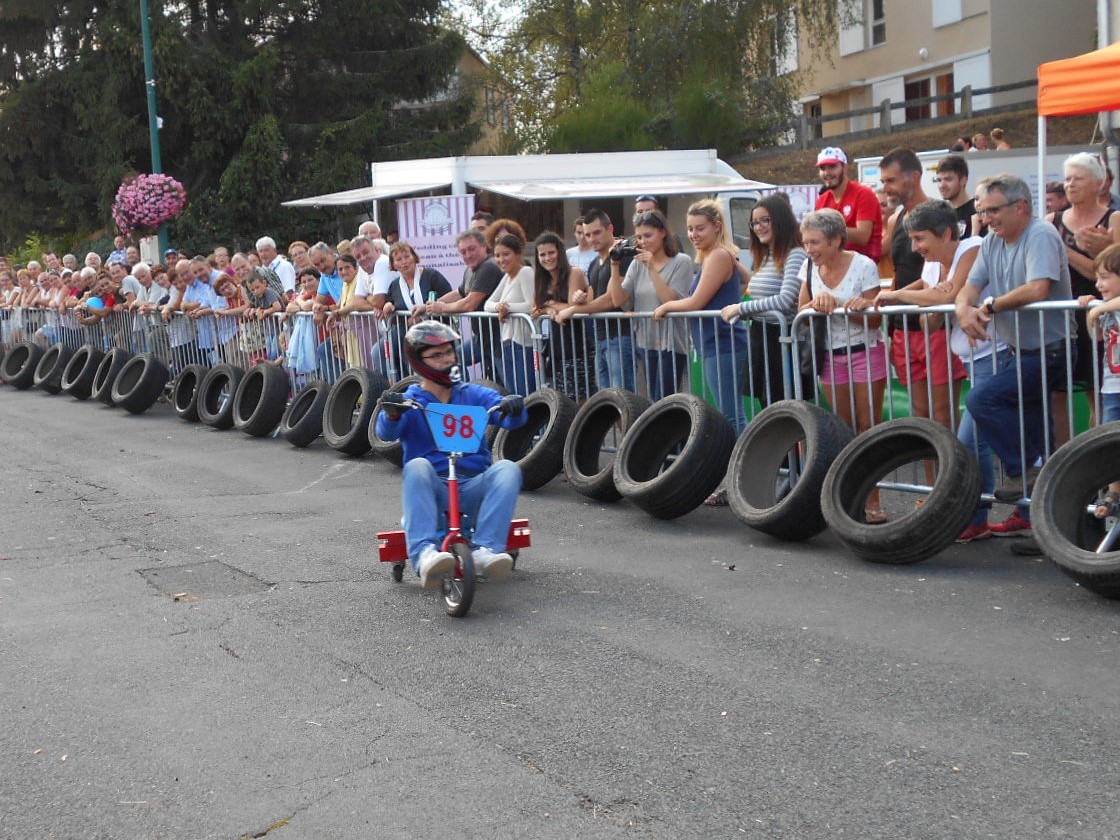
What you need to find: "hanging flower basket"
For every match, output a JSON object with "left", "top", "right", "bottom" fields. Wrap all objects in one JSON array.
[{"left": 112, "top": 173, "right": 188, "bottom": 239}]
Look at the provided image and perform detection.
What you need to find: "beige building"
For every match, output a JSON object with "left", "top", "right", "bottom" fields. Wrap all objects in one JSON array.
[{"left": 792, "top": 0, "right": 1098, "bottom": 137}]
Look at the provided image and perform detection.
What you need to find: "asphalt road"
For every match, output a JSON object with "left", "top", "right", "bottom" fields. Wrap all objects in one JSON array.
[{"left": 1, "top": 384, "right": 1118, "bottom": 840}]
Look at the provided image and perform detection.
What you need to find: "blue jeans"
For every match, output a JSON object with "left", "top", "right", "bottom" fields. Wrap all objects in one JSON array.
[
  {"left": 966, "top": 343, "right": 1072, "bottom": 478},
  {"left": 501, "top": 341, "right": 537, "bottom": 395},
  {"left": 960, "top": 349, "right": 1016, "bottom": 526},
  {"left": 595, "top": 335, "right": 635, "bottom": 392},
  {"left": 402, "top": 458, "right": 523, "bottom": 572},
  {"left": 317, "top": 339, "right": 344, "bottom": 383},
  {"left": 1102, "top": 392, "right": 1120, "bottom": 424},
  {"left": 704, "top": 350, "right": 747, "bottom": 435},
  {"left": 643, "top": 349, "right": 687, "bottom": 402}
]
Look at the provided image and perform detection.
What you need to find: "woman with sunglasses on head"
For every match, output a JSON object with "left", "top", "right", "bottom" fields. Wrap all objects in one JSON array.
[
  {"left": 608, "top": 209, "right": 694, "bottom": 400},
  {"left": 721, "top": 194, "right": 810, "bottom": 405}
]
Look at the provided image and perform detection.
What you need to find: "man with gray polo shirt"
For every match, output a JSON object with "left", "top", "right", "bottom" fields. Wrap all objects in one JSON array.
[{"left": 956, "top": 174, "right": 1075, "bottom": 506}]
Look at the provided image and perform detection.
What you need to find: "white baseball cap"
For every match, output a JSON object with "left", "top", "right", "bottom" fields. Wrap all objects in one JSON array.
[{"left": 816, "top": 147, "right": 848, "bottom": 167}]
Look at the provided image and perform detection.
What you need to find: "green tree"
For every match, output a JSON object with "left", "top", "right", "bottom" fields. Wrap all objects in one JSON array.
[
  {"left": 452, "top": 0, "right": 839, "bottom": 154},
  {"left": 0, "top": 1, "right": 480, "bottom": 251},
  {"left": 549, "top": 62, "right": 655, "bottom": 153}
]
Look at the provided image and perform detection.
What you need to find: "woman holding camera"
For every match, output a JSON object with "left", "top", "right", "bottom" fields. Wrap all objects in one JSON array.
[{"left": 608, "top": 210, "right": 694, "bottom": 400}]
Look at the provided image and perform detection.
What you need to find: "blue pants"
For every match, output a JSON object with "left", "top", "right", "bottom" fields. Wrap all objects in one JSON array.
[
  {"left": 317, "top": 339, "right": 344, "bottom": 383},
  {"left": 966, "top": 343, "right": 1071, "bottom": 478},
  {"left": 959, "top": 349, "right": 1023, "bottom": 526},
  {"left": 595, "top": 335, "right": 635, "bottom": 392},
  {"left": 501, "top": 341, "right": 537, "bottom": 395},
  {"left": 643, "top": 348, "right": 687, "bottom": 402},
  {"left": 704, "top": 350, "right": 747, "bottom": 435},
  {"left": 402, "top": 458, "right": 523, "bottom": 573},
  {"left": 1102, "top": 392, "right": 1120, "bottom": 424}
]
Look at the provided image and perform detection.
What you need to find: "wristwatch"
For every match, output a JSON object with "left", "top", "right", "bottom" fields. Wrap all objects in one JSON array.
[{"left": 981, "top": 295, "right": 996, "bottom": 315}]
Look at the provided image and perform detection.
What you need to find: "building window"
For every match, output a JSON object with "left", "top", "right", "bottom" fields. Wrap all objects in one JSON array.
[
  {"left": 838, "top": 0, "right": 885, "bottom": 55},
  {"left": 770, "top": 11, "right": 799, "bottom": 76},
  {"left": 904, "top": 78, "right": 931, "bottom": 121},
  {"left": 870, "top": 0, "right": 886, "bottom": 45},
  {"left": 806, "top": 101, "right": 823, "bottom": 140},
  {"left": 932, "top": 0, "right": 963, "bottom": 27},
  {"left": 936, "top": 72, "right": 955, "bottom": 116}
]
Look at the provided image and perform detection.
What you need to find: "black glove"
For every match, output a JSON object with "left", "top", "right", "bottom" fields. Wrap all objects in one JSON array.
[
  {"left": 380, "top": 390, "right": 410, "bottom": 420},
  {"left": 498, "top": 394, "right": 524, "bottom": 417}
]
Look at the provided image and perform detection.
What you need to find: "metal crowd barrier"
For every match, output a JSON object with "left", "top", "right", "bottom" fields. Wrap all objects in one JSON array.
[
  {"left": 6, "top": 300, "right": 1108, "bottom": 486},
  {"left": 791, "top": 299, "right": 1105, "bottom": 505}
]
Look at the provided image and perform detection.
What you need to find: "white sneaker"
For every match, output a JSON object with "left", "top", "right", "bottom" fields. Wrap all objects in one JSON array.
[
  {"left": 472, "top": 547, "right": 513, "bottom": 580},
  {"left": 417, "top": 545, "right": 454, "bottom": 589}
]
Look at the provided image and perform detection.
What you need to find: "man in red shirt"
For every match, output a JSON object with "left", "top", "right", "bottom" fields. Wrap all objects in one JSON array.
[{"left": 814, "top": 146, "right": 883, "bottom": 262}]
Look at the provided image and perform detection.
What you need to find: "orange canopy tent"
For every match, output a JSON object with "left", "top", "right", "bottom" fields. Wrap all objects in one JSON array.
[
  {"left": 1036, "top": 41, "right": 1120, "bottom": 212},
  {"left": 1038, "top": 40, "right": 1120, "bottom": 117}
]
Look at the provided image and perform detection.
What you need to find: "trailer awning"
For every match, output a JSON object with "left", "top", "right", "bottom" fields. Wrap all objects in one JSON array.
[
  {"left": 283, "top": 150, "right": 771, "bottom": 209},
  {"left": 281, "top": 182, "right": 448, "bottom": 208},
  {"left": 475, "top": 173, "right": 771, "bottom": 200}
]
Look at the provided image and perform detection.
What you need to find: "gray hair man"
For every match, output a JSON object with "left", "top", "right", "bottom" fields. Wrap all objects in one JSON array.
[
  {"left": 956, "top": 173, "right": 1075, "bottom": 506},
  {"left": 256, "top": 235, "right": 296, "bottom": 296}
]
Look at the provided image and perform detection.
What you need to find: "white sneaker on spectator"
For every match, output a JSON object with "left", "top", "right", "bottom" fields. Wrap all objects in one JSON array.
[
  {"left": 473, "top": 547, "right": 513, "bottom": 580},
  {"left": 417, "top": 545, "right": 454, "bottom": 589}
]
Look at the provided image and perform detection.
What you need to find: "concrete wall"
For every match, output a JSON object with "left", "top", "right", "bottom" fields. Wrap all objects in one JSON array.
[{"left": 988, "top": 0, "right": 1097, "bottom": 102}]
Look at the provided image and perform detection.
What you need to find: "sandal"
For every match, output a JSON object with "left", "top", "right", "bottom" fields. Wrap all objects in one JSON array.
[
  {"left": 865, "top": 507, "right": 888, "bottom": 525},
  {"left": 1095, "top": 491, "right": 1120, "bottom": 519},
  {"left": 705, "top": 489, "right": 729, "bottom": 507}
]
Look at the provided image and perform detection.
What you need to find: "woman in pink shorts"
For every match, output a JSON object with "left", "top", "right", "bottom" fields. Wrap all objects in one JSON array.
[{"left": 798, "top": 209, "right": 889, "bottom": 521}]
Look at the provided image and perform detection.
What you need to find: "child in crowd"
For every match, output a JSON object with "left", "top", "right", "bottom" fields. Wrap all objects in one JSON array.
[{"left": 1080, "top": 244, "right": 1120, "bottom": 518}]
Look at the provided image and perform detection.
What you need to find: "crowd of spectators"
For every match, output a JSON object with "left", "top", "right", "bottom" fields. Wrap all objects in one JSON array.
[{"left": 3, "top": 139, "right": 1119, "bottom": 539}]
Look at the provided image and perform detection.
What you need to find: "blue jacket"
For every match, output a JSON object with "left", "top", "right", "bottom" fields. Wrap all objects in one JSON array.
[{"left": 375, "top": 382, "right": 528, "bottom": 477}]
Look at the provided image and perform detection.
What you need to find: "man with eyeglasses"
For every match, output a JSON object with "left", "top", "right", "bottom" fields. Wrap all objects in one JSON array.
[
  {"left": 956, "top": 173, "right": 1075, "bottom": 522},
  {"left": 376, "top": 321, "right": 527, "bottom": 587}
]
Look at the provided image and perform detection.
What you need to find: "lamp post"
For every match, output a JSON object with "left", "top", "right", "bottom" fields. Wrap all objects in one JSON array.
[{"left": 139, "top": 0, "right": 169, "bottom": 255}]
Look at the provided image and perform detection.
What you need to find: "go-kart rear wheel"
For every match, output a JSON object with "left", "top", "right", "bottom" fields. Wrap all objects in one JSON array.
[
  {"left": 390, "top": 562, "right": 405, "bottom": 583},
  {"left": 443, "top": 542, "right": 476, "bottom": 618}
]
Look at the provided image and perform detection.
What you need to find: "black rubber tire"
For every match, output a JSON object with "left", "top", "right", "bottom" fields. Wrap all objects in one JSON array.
[
  {"left": 233, "top": 363, "right": 290, "bottom": 437},
  {"left": 91, "top": 348, "right": 133, "bottom": 406},
  {"left": 197, "top": 364, "right": 245, "bottom": 429},
  {"left": 323, "top": 367, "right": 391, "bottom": 455},
  {"left": 613, "top": 393, "right": 736, "bottom": 520},
  {"left": 443, "top": 542, "right": 476, "bottom": 618},
  {"left": 562, "top": 388, "right": 651, "bottom": 502},
  {"left": 492, "top": 388, "right": 578, "bottom": 491},
  {"left": 727, "top": 400, "right": 855, "bottom": 541},
  {"left": 110, "top": 353, "right": 170, "bottom": 414},
  {"left": 60, "top": 345, "right": 105, "bottom": 400},
  {"left": 1033, "top": 422, "right": 1120, "bottom": 598},
  {"left": 369, "top": 375, "right": 422, "bottom": 467},
  {"left": 820, "top": 417, "right": 982, "bottom": 565},
  {"left": 172, "top": 364, "right": 208, "bottom": 422},
  {"left": 1, "top": 341, "right": 45, "bottom": 389},
  {"left": 32, "top": 343, "right": 75, "bottom": 394},
  {"left": 281, "top": 379, "right": 330, "bottom": 447}
]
